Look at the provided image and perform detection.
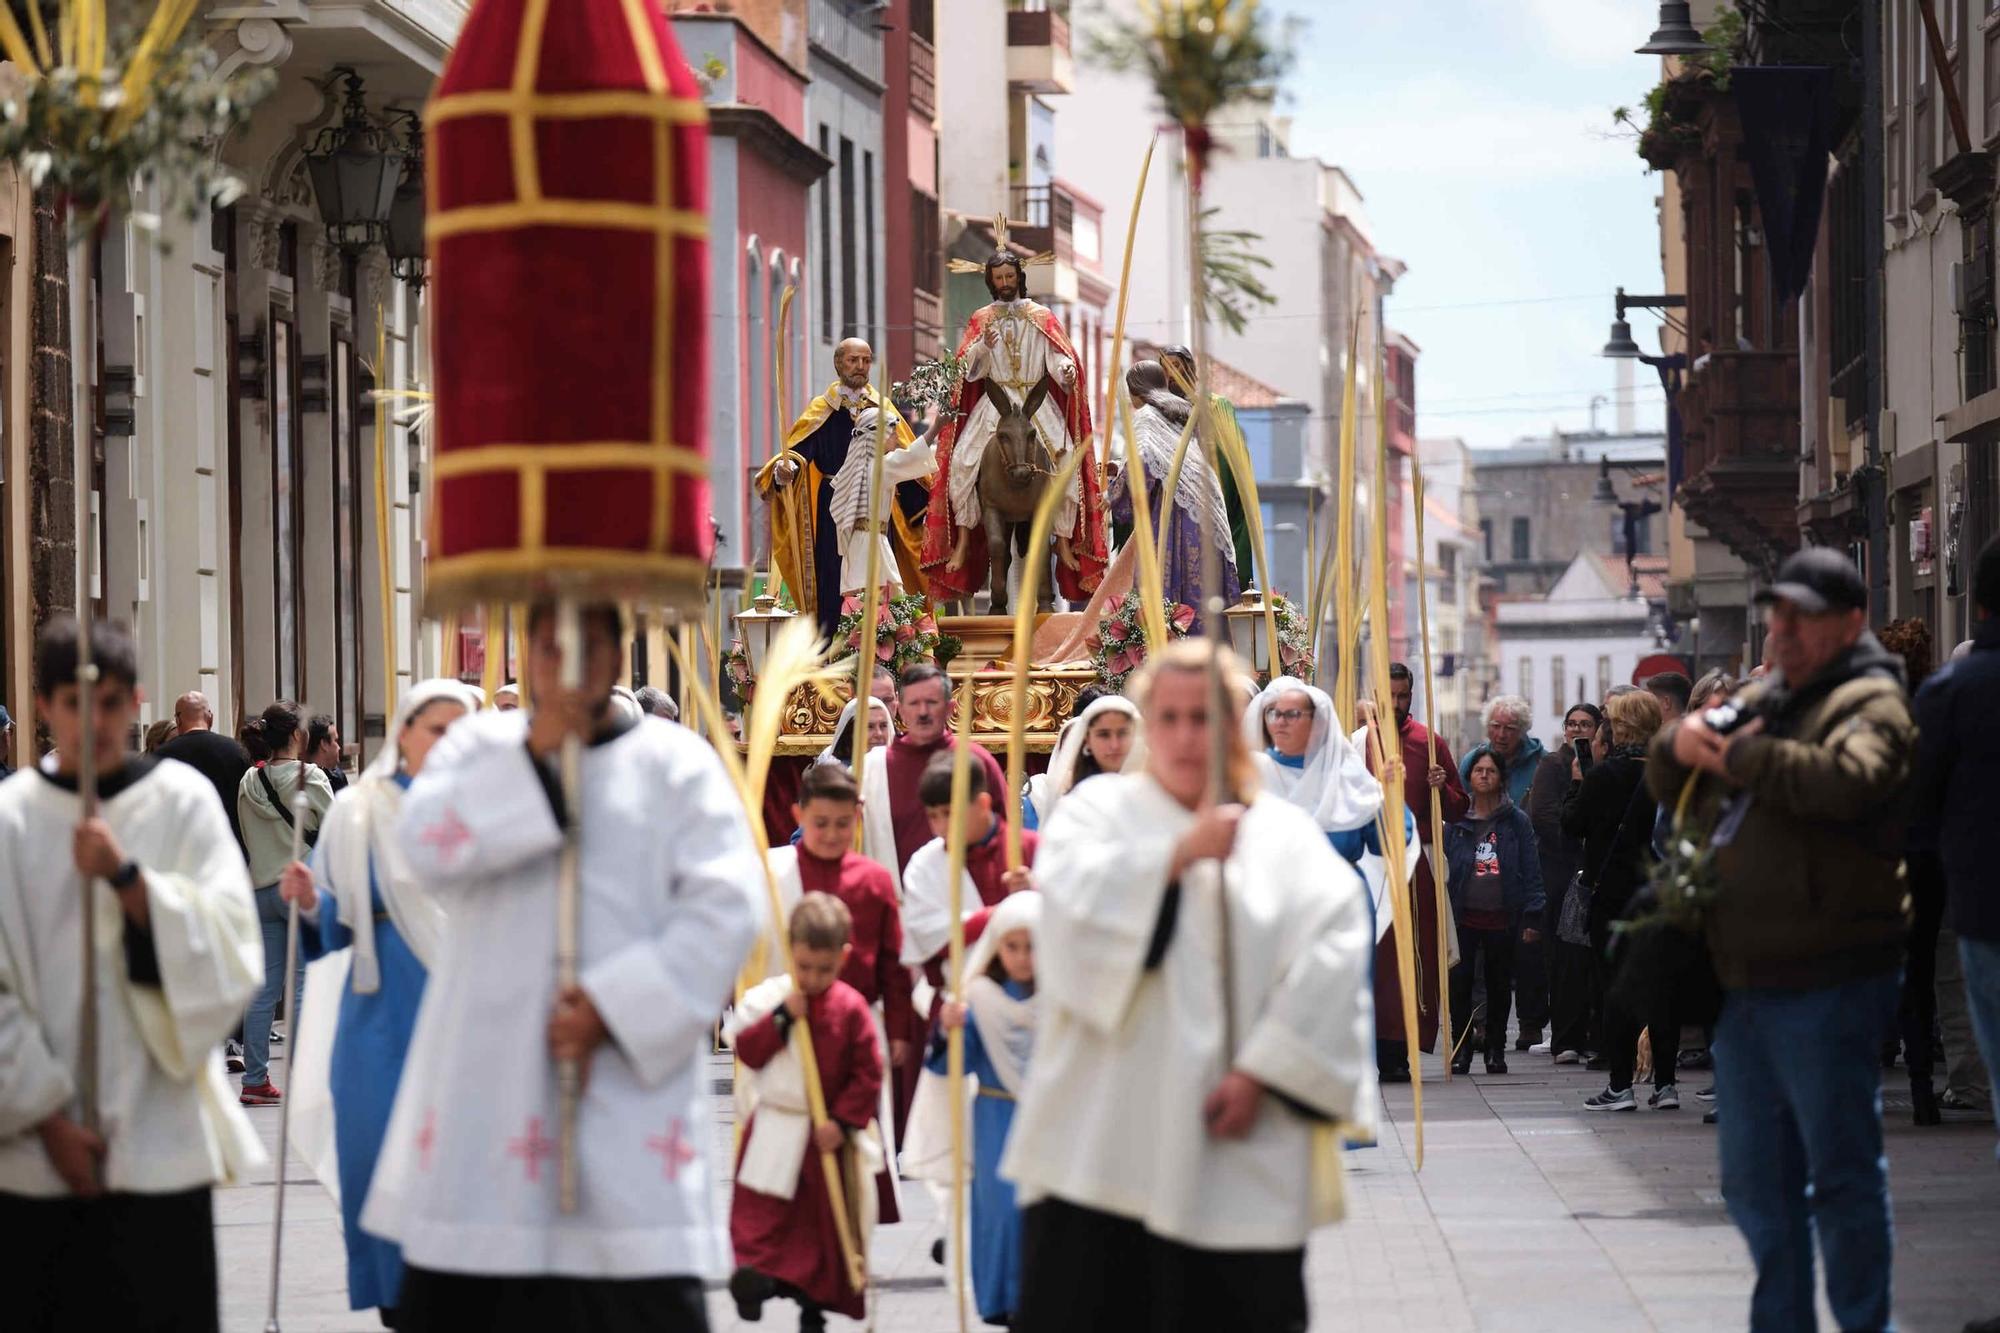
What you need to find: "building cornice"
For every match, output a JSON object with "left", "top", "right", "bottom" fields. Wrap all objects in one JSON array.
[{"left": 710, "top": 104, "right": 834, "bottom": 185}]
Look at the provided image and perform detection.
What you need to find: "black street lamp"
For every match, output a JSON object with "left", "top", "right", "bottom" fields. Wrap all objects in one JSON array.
[
  {"left": 305, "top": 69, "right": 405, "bottom": 253},
  {"left": 385, "top": 114, "right": 427, "bottom": 288},
  {"left": 1595, "top": 457, "right": 1663, "bottom": 600},
  {"left": 1636, "top": 3, "right": 1709, "bottom": 57},
  {"left": 1601, "top": 286, "right": 1687, "bottom": 361}
]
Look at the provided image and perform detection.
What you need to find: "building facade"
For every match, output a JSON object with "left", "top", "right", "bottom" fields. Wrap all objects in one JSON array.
[{"left": 2, "top": 9, "right": 460, "bottom": 762}]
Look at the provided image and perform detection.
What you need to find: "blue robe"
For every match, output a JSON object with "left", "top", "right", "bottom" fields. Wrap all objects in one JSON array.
[
  {"left": 927, "top": 979, "right": 1031, "bottom": 1322},
  {"left": 303, "top": 775, "right": 429, "bottom": 1313}
]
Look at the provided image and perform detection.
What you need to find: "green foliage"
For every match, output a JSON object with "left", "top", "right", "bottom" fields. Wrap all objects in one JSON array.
[
  {"left": 1611, "top": 3, "right": 1749, "bottom": 166},
  {"left": 1198, "top": 206, "right": 1275, "bottom": 337},
  {"left": 893, "top": 350, "right": 969, "bottom": 425},
  {"left": 1082, "top": 0, "right": 1297, "bottom": 140},
  {"left": 0, "top": 40, "right": 271, "bottom": 232}
]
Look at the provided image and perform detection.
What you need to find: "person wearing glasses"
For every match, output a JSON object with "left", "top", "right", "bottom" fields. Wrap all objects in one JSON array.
[{"left": 1458, "top": 695, "right": 1544, "bottom": 806}]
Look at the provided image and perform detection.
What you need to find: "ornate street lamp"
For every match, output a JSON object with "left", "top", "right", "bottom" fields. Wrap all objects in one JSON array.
[
  {"left": 1222, "top": 585, "right": 1272, "bottom": 680},
  {"left": 733, "top": 590, "right": 796, "bottom": 681},
  {"left": 385, "top": 115, "right": 427, "bottom": 288},
  {"left": 304, "top": 68, "right": 405, "bottom": 253},
  {"left": 1601, "top": 286, "right": 1686, "bottom": 362},
  {"left": 1636, "top": 4, "right": 1710, "bottom": 58}
]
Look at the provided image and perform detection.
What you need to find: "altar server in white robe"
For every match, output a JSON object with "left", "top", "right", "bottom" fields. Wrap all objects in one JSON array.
[
  {"left": 1002, "top": 639, "right": 1377, "bottom": 1333},
  {"left": 362, "top": 602, "right": 764, "bottom": 1333},
  {"left": 0, "top": 616, "right": 263, "bottom": 1331}
]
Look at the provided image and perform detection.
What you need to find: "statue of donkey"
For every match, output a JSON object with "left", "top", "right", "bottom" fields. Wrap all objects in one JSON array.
[{"left": 975, "top": 376, "right": 1060, "bottom": 615}]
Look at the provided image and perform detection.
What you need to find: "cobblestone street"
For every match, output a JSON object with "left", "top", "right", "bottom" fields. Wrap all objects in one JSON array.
[{"left": 220, "top": 1041, "right": 1999, "bottom": 1332}]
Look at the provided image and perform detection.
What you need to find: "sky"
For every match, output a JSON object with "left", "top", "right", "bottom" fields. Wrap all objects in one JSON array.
[{"left": 1259, "top": 0, "right": 1673, "bottom": 450}]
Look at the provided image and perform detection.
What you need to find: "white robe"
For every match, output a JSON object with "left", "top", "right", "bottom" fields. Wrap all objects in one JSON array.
[
  {"left": 951, "top": 299, "right": 1083, "bottom": 533},
  {"left": 828, "top": 420, "right": 936, "bottom": 597},
  {"left": 857, "top": 754, "right": 906, "bottom": 895},
  {"left": 1000, "top": 774, "right": 1377, "bottom": 1251},
  {"left": 361, "top": 713, "right": 764, "bottom": 1279},
  {"left": 0, "top": 762, "right": 264, "bottom": 1196}
]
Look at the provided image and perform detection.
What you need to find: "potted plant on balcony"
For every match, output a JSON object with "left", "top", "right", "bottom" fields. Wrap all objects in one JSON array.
[{"left": 1612, "top": 3, "right": 1747, "bottom": 170}]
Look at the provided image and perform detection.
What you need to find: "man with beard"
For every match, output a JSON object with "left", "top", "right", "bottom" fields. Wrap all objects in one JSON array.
[
  {"left": 758, "top": 338, "right": 931, "bottom": 642},
  {"left": 921, "top": 251, "right": 1105, "bottom": 606},
  {"left": 1365, "top": 663, "right": 1468, "bottom": 1080}
]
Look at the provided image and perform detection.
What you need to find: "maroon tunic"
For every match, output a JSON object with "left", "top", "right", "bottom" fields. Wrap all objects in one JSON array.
[
  {"left": 794, "top": 847, "right": 915, "bottom": 1042},
  {"left": 1369, "top": 717, "right": 1469, "bottom": 1052},
  {"left": 731, "top": 980, "right": 884, "bottom": 1319},
  {"left": 880, "top": 734, "right": 1010, "bottom": 872}
]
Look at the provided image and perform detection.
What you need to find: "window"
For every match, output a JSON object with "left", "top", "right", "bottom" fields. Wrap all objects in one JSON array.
[
  {"left": 331, "top": 332, "right": 363, "bottom": 755},
  {"left": 1510, "top": 516, "right": 1531, "bottom": 561},
  {"left": 911, "top": 188, "right": 941, "bottom": 294},
  {"left": 818, "top": 127, "right": 832, "bottom": 340},
  {"left": 1597, "top": 655, "right": 1612, "bottom": 702},
  {"left": 1439, "top": 545, "right": 1458, "bottom": 604},
  {"left": 271, "top": 313, "right": 303, "bottom": 701},
  {"left": 838, "top": 136, "right": 856, "bottom": 338},
  {"left": 863, "top": 149, "right": 877, "bottom": 347},
  {"left": 1480, "top": 518, "right": 1493, "bottom": 562},
  {"left": 1551, "top": 656, "right": 1565, "bottom": 712},
  {"left": 1519, "top": 656, "right": 1533, "bottom": 709}
]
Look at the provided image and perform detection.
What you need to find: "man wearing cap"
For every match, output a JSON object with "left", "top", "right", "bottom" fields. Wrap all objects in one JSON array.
[{"left": 1647, "top": 546, "right": 1913, "bottom": 1333}]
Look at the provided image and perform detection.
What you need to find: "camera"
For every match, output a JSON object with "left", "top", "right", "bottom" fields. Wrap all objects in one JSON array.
[{"left": 1703, "top": 700, "right": 1755, "bottom": 736}]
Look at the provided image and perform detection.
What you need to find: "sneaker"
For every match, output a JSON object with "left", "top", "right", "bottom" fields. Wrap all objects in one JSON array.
[
  {"left": 728, "top": 1267, "right": 774, "bottom": 1322},
  {"left": 1553, "top": 1049, "right": 1582, "bottom": 1065},
  {"left": 1676, "top": 1048, "right": 1713, "bottom": 1071},
  {"left": 1941, "top": 1086, "right": 1992, "bottom": 1112},
  {"left": 1484, "top": 1053, "right": 1509, "bottom": 1075},
  {"left": 226, "top": 1039, "right": 245, "bottom": 1075},
  {"left": 239, "top": 1081, "right": 282, "bottom": 1107},
  {"left": 1648, "top": 1084, "right": 1681, "bottom": 1111},
  {"left": 1695, "top": 1085, "right": 1716, "bottom": 1103},
  {"left": 1529, "top": 1040, "right": 1553, "bottom": 1055},
  {"left": 1702, "top": 1108, "right": 1719, "bottom": 1125},
  {"left": 1514, "top": 1029, "right": 1542, "bottom": 1052},
  {"left": 269, "top": 1028, "right": 285, "bottom": 1047},
  {"left": 1583, "top": 1086, "right": 1636, "bottom": 1112},
  {"left": 1585, "top": 1053, "right": 1609, "bottom": 1071}
]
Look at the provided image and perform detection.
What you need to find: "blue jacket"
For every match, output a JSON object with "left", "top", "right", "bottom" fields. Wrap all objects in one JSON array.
[
  {"left": 1443, "top": 799, "right": 1546, "bottom": 927},
  {"left": 1459, "top": 736, "right": 1546, "bottom": 807},
  {"left": 1911, "top": 617, "right": 2000, "bottom": 943}
]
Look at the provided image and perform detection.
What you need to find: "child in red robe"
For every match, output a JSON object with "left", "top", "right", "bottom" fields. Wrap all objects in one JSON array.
[
  {"left": 729, "top": 893, "right": 885, "bottom": 1329},
  {"left": 768, "top": 762, "right": 911, "bottom": 1223}
]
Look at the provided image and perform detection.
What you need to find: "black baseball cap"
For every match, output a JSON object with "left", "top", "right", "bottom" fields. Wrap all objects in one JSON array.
[{"left": 1755, "top": 547, "right": 1867, "bottom": 615}]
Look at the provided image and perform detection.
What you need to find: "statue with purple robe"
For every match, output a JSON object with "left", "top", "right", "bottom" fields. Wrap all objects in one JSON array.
[{"left": 1106, "top": 360, "right": 1240, "bottom": 625}]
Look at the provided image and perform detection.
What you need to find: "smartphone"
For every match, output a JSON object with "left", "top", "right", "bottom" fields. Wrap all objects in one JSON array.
[{"left": 1575, "top": 737, "right": 1594, "bottom": 772}]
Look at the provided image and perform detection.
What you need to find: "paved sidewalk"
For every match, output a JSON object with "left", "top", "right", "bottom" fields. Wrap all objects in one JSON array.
[{"left": 219, "top": 1044, "right": 1999, "bottom": 1332}]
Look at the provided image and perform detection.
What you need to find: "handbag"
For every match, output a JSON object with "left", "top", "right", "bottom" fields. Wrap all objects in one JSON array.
[
  {"left": 1555, "top": 776, "right": 1650, "bottom": 948},
  {"left": 258, "top": 764, "right": 321, "bottom": 851}
]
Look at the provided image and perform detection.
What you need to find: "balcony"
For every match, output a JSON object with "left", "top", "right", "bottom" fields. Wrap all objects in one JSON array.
[
  {"left": 1006, "top": 2, "right": 1073, "bottom": 95},
  {"left": 1008, "top": 183, "right": 1073, "bottom": 266},
  {"left": 1675, "top": 350, "right": 1800, "bottom": 575},
  {"left": 910, "top": 32, "right": 936, "bottom": 121},
  {"left": 809, "top": 0, "right": 884, "bottom": 86}
]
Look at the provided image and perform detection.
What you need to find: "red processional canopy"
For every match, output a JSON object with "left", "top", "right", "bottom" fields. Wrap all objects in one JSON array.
[{"left": 423, "top": 0, "right": 711, "bottom": 614}]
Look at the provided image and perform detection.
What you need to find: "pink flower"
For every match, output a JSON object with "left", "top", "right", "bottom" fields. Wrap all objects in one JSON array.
[
  {"left": 1104, "top": 620, "right": 1127, "bottom": 644},
  {"left": 917, "top": 615, "right": 937, "bottom": 635},
  {"left": 1171, "top": 604, "right": 1195, "bottom": 632},
  {"left": 1109, "top": 649, "right": 1137, "bottom": 677},
  {"left": 876, "top": 639, "right": 896, "bottom": 662},
  {"left": 896, "top": 623, "right": 916, "bottom": 643}
]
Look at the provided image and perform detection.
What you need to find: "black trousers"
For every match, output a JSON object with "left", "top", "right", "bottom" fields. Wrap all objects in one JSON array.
[
  {"left": 1601, "top": 963, "right": 1679, "bottom": 1094},
  {"left": 1450, "top": 924, "right": 1517, "bottom": 1059},
  {"left": 1548, "top": 937, "right": 1600, "bottom": 1057},
  {"left": 397, "top": 1266, "right": 709, "bottom": 1333},
  {"left": 1017, "top": 1198, "right": 1308, "bottom": 1333},
  {"left": 1513, "top": 926, "right": 1549, "bottom": 1038},
  {"left": 1901, "top": 848, "right": 1947, "bottom": 1086},
  {"left": 2, "top": 1186, "right": 217, "bottom": 1333}
]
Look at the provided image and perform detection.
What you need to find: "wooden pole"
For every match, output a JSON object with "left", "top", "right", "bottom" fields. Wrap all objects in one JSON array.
[
  {"left": 850, "top": 357, "right": 894, "bottom": 833},
  {"left": 1915, "top": 0, "right": 1973, "bottom": 158},
  {"left": 554, "top": 600, "right": 583, "bottom": 1214},
  {"left": 1411, "top": 467, "right": 1453, "bottom": 1080},
  {"left": 373, "top": 307, "right": 399, "bottom": 733},
  {"left": 938, "top": 636, "right": 982, "bottom": 1333},
  {"left": 1005, "top": 447, "right": 1092, "bottom": 870},
  {"left": 261, "top": 788, "right": 311, "bottom": 1333},
  {"left": 72, "top": 221, "right": 101, "bottom": 1143}
]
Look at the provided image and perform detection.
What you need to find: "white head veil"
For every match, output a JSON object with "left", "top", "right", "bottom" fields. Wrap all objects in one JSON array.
[
  {"left": 1044, "top": 695, "right": 1141, "bottom": 804},
  {"left": 1242, "top": 675, "right": 1383, "bottom": 833},
  {"left": 816, "top": 694, "right": 896, "bottom": 769},
  {"left": 961, "top": 890, "right": 1041, "bottom": 1094},
  {"left": 326, "top": 679, "right": 482, "bottom": 992}
]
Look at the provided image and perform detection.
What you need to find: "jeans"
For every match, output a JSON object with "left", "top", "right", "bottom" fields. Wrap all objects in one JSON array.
[
  {"left": 1450, "top": 924, "right": 1516, "bottom": 1061},
  {"left": 243, "top": 884, "right": 304, "bottom": 1088},
  {"left": 1960, "top": 935, "right": 2000, "bottom": 1162},
  {"left": 1939, "top": 925, "right": 1993, "bottom": 1103},
  {"left": 1713, "top": 970, "right": 1899, "bottom": 1333}
]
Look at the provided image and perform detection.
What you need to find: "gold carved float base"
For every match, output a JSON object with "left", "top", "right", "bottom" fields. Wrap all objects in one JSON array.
[{"left": 769, "top": 615, "right": 1097, "bottom": 757}]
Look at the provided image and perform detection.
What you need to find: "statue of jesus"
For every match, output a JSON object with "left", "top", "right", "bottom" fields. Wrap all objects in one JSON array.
[{"left": 919, "top": 249, "right": 1106, "bottom": 608}]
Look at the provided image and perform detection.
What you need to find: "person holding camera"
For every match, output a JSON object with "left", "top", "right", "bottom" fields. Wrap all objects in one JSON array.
[
  {"left": 1531, "top": 703, "right": 1601, "bottom": 1064},
  {"left": 1648, "top": 547, "right": 1913, "bottom": 1333}
]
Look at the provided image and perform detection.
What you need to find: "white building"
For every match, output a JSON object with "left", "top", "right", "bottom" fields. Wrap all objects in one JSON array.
[
  {"left": 1415, "top": 437, "right": 1488, "bottom": 751},
  {"left": 1496, "top": 551, "right": 1667, "bottom": 747}
]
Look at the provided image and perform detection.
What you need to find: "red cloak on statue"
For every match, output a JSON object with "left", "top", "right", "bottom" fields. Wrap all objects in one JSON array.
[{"left": 919, "top": 302, "right": 1106, "bottom": 603}]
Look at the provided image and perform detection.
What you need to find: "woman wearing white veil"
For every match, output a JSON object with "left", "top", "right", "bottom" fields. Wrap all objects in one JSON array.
[
  {"left": 281, "top": 679, "right": 482, "bottom": 1322},
  {"left": 812, "top": 693, "right": 895, "bottom": 771},
  {"left": 1022, "top": 695, "right": 1140, "bottom": 830},
  {"left": 1243, "top": 676, "right": 1411, "bottom": 946}
]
